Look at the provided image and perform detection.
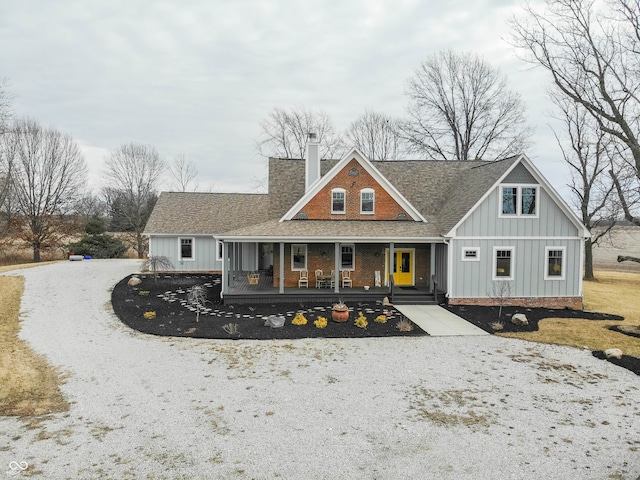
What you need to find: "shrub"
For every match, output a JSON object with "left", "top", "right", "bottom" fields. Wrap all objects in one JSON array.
[
  {"left": 67, "top": 234, "right": 127, "bottom": 259},
  {"left": 396, "top": 319, "right": 414, "bottom": 332},
  {"left": 355, "top": 312, "right": 368, "bottom": 329},
  {"left": 292, "top": 312, "right": 307, "bottom": 326},
  {"left": 374, "top": 314, "right": 387, "bottom": 323},
  {"left": 314, "top": 316, "right": 328, "bottom": 329},
  {"left": 143, "top": 311, "right": 156, "bottom": 319}
]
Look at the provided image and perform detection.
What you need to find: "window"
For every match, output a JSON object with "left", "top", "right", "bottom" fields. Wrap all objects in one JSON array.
[
  {"left": 493, "top": 247, "right": 514, "bottom": 280},
  {"left": 521, "top": 187, "right": 537, "bottom": 215},
  {"left": 461, "top": 247, "right": 480, "bottom": 261},
  {"left": 332, "top": 188, "right": 345, "bottom": 214},
  {"left": 360, "top": 189, "right": 374, "bottom": 214},
  {"left": 500, "top": 185, "right": 538, "bottom": 217},
  {"left": 341, "top": 244, "right": 355, "bottom": 270},
  {"left": 180, "top": 237, "right": 194, "bottom": 261},
  {"left": 502, "top": 187, "right": 517, "bottom": 215},
  {"left": 545, "top": 247, "right": 565, "bottom": 280},
  {"left": 216, "top": 241, "right": 223, "bottom": 261},
  {"left": 291, "top": 244, "right": 307, "bottom": 270}
]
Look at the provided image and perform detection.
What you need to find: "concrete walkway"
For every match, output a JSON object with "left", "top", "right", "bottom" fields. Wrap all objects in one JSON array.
[{"left": 395, "top": 305, "right": 489, "bottom": 336}]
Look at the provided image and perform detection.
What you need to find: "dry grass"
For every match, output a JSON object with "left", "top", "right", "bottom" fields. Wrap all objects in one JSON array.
[
  {"left": 0, "top": 275, "right": 69, "bottom": 417},
  {"left": 0, "top": 261, "right": 60, "bottom": 274},
  {"left": 499, "top": 270, "right": 640, "bottom": 357}
]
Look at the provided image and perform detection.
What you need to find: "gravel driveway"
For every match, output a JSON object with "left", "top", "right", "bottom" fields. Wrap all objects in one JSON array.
[{"left": 1, "top": 260, "right": 639, "bottom": 479}]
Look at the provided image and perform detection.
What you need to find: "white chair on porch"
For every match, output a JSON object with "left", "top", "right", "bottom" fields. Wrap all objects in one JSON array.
[
  {"left": 298, "top": 270, "right": 309, "bottom": 288},
  {"left": 341, "top": 270, "right": 352, "bottom": 288},
  {"left": 315, "top": 269, "right": 325, "bottom": 288}
]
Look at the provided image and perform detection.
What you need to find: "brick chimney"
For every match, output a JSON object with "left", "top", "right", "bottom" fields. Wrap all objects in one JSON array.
[{"left": 305, "top": 132, "right": 320, "bottom": 191}]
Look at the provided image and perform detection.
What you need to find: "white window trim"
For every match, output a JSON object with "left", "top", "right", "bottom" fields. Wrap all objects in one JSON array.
[
  {"left": 360, "top": 188, "right": 375, "bottom": 215},
  {"left": 291, "top": 244, "right": 307, "bottom": 271},
  {"left": 216, "top": 240, "right": 223, "bottom": 261},
  {"left": 331, "top": 188, "right": 346, "bottom": 215},
  {"left": 544, "top": 246, "right": 566, "bottom": 281},
  {"left": 341, "top": 244, "right": 355, "bottom": 270},
  {"left": 179, "top": 237, "right": 195, "bottom": 261},
  {"left": 461, "top": 247, "right": 480, "bottom": 262},
  {"left": 492, "top": 246, "right": 514, "bottom": 281},
  {"left": 498, "top": 184, "right": 540, "bottom": 219}
]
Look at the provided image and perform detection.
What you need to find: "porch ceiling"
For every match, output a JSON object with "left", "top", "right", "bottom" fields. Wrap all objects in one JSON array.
[{"left": 217, "top": 219, "right": 445, "bottom": 243}]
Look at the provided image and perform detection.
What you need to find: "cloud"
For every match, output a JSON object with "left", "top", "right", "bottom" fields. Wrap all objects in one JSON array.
[{"left": 0, "top": 0, "right": 569, "bottom": 194}]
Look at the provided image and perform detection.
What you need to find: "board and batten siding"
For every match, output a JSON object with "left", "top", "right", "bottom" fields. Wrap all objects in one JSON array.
[
  {"left": 149, "top": 235, "right": 220, "bottom": 271},
  {"left": 449, "top": 238, "right": 582, "bottom": 298},
  {"left": 449, "top": 168, "right": 584, "bottom": 301},
  {"left": 456, "top": 187, "right": 579, "bottom": 238}
]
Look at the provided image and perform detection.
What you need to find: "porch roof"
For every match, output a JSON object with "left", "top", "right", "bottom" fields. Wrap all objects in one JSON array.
[{"left": 216, "top": 219, "right": 445, "bottom": 243}]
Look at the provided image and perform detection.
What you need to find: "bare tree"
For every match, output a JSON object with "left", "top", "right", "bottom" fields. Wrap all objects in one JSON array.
[
  {"left": 551, "top": 93, "right": 618, "bottom": 279},
  {"left": 3, "top": 118, "right": 87, "bottom": 261},
  {"left": 511, "top": 0, "right": 640, "bottom": 227},
  {"left": 0, "top": 78, "right": 14, "bottom": 211},
  {"left": 257, "top": 106, "right": 345, "bottom": 159},
  {"left": 103, "top": 143, "right": 165, "bottom": 258},
  {"left": 168, "top": 154, "right": 199, "bottom": 192},
  {"left": 344, "top": 110, "right": 409, "bottom": 160},
  {"left": 401, "top": 50, "right": 532, "bottom": 161}
]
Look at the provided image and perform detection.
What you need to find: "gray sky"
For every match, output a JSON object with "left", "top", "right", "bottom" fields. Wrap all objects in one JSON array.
[{"left": 1, "top": 0, "right": 569, "bottom": 198}]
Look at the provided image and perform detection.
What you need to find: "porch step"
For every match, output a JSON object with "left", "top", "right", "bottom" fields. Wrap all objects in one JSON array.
[{"left": 391, "top": 293, "right": 439, "bottom": 306}]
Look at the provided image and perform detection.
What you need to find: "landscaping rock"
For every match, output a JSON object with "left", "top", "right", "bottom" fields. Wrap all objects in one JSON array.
[
  {"left": 383, "top": 296, "right": 393, "bottom": 306},
  {"left": 127, "top": 276, "right": 142, "bottom": 287},
  {"left": 604, "top": 348, "right": 623, "bottom": 360},
  {"left": 264, "top": 315, "right": 285, "bottom": 328},
  {"left": 511, "top": 313, "right": 529, "bottom": 326}
]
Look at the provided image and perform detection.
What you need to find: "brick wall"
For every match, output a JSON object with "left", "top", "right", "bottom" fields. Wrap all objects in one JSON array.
[
  {"left": 448, "top": 296, "right": 584, "bottom": 310},
  {"left": 272, "top": 242, "right": 431, "bottom": 288},
  {"left": 301, "top": 158, "right": 407, "bottom": 220}
]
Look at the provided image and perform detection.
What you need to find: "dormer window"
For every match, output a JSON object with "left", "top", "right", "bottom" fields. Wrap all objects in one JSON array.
[
  {"left": 500, "top": 185, "right": 538, "bottom": 217},
  {"left": 332, "top": 188, "right": 345, "bottom": 214},
  {"left": 360, "top": 188, "right": 374, "bottom": 214}
]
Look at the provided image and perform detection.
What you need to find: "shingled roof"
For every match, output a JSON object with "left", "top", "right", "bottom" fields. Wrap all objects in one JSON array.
[
  {"left": 144, "top": 192, "right": 270, "bottom": 235},
  {"left": 145, "top": 155, "right": 522, "bottom": 238}
]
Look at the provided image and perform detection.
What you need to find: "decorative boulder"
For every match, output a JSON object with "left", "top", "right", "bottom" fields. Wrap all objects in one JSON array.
[
  {"left": 604, "top": 348, "right": 623, "bottom": 360},
  {"left": 511, "top": 313, "right": 529, "bottom": 326},
  {"left": 127, "top": 276, "right": 142, "bottom": 287},
  {"left": 264, "top": 315, "right": 285, "bottom": 328},
  {"left": 383, "top": 296, "right": 393, "bottom": 307}
]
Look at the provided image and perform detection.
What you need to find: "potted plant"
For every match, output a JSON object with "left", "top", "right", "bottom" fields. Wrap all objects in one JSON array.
[{"left": 332, "top": 301, "right": 349, "bottom": 322}]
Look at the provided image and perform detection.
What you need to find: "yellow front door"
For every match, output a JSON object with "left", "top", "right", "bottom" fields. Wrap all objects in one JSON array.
[{"left": 387, "top": 249, "right": 414, "bottom": 286}]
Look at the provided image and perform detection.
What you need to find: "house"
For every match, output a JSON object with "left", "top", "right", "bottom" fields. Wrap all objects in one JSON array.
[{"left": 144, "top": 139, "right": 589, "bottom": 309}]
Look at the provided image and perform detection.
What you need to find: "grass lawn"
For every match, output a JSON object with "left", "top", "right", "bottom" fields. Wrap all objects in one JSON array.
[
  {"left": 0, "top": 270, "right": 69, "bottom": 417},
  {"left": 499, "top": 270, "right": 640, "bottom": 357}
]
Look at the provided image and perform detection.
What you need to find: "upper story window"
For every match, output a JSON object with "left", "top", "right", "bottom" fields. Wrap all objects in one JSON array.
[
  {"left": 360, "top": 188, "right": 375, "bottom": 214},
  {"left": 500, "top": 185, "right": 539, "bottom": 217},
  {"left": 332, "top": 188, "right": 345, "bottom": 214},
  {"left": 180, "top": 237, "right": 194, "bottom": 261}
]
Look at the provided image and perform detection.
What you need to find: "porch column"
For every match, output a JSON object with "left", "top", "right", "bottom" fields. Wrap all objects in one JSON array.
[
  {"left": 222, "top": 241, "right": 229, "bottom": 296},
  {"left": 334, "top": 242, "right": 340, "bottom": 293},
  {"left": 430, "top": 243, "right": 436, "bottom": 293},
  {"left": 279, "top": 242, "right": 285, "bottom": 294},
  {"left": 389, "top": 242, "right": 394, "bottom": 287}
]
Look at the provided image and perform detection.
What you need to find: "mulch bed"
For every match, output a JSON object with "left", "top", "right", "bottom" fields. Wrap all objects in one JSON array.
[
  {"left": 111, "top": 273, "right": 639, "bottom": 376},
  {"left": 111, "top": 274, "right": 427, "bottom": 340}
]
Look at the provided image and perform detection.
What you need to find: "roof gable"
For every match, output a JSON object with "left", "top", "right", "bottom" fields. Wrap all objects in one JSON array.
[
  {"left": 444, "top": 154, "right": 588, "bottom": 237},
  {"left": 280, "top": 149, "right": 426, "bottom": 222}
]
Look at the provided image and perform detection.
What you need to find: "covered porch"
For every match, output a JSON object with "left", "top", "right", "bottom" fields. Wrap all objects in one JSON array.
[{"left": 219, "top": 238, "right": 449, "bottom": 305}]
